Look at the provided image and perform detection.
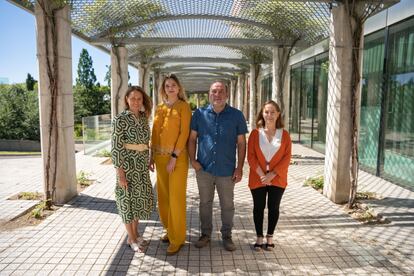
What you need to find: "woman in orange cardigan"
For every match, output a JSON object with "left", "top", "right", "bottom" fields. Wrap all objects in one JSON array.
[
  {"left": 151, "top": 74, "right": 192, "bottom": 255},
  {"left": 247, "top": 100, "right": 292, "bottom": 251}
]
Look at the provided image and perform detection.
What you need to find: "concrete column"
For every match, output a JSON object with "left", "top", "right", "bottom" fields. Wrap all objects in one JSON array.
[
  {"left": 237, "top": 74, "right": 244, "bottom": 111},
  {"left": 230, "top": 78, "right": 236, "bottom": 107},
  {"left": 110, "top": 45, "right": 128, "bottom": 118},
  {"left": 257, "top": 70, "right": 263, "bottom": 108},
  {"left": 144, "top": 69, "right": 151, "bottom": 99},
  {"left": 249, "top": 64, "right": 256, "bottom": 130},
  {"left": 323, "top": 4, "right": 363, "bottom": 203},
  {"left": 196, "top": 94, "right": 201, "bottom": 108},
  {"left": 152, "top": 70, "right": 160, "bottom": 118},
  {"left": 272, "top": 47, "right": 279, "bottom": 102},
  {"left": 283, "top": 67, "right": 291, "bottom": 127},
  {"left": 243, "top": 73, "right": 249, "bottom": 120},
  {"left": 35, "top": 2, "right": 76, "bottom": 204},
  {"left": 138, "top": 65, "right": 144, "bottom": 87}
]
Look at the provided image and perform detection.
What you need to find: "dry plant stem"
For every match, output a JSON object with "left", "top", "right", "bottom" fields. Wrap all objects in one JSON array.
[
  {"left": 38, "top": 0, "right": 65, "bottom": 208},
  {"left": 345, "top": 1, "right": 382, "bottom": 208}
]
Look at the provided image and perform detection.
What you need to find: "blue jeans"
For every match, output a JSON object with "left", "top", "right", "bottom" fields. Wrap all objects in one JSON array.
[{"left": 196, "top": 170, "right": 235, "bottom": 238}]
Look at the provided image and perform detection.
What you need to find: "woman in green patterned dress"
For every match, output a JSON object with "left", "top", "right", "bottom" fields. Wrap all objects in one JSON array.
[{"left": 111, "top": 86, "right": 154, "bottom": 252}]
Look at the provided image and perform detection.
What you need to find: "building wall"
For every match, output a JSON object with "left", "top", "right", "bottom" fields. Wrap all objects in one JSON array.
[{"left": 284, "top": 2, "right": 414, "bottom": 189}]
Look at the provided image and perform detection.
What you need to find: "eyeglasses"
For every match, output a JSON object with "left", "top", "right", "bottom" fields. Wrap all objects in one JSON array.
[
  {"left": 164, "top": 73, "right": 177, "bottom": 79},
  {"left": 129, "top": 85, "right": 144, "bottom": 90}
]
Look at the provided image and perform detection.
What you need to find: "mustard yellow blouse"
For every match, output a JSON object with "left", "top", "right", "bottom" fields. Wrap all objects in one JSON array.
[{"left": 151, "top": 100, "right": 192, "bottom": 156}]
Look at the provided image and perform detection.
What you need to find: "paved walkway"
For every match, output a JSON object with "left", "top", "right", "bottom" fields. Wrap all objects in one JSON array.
[{"left": 0, "top": 144, "right": 413, "bottom": 275}]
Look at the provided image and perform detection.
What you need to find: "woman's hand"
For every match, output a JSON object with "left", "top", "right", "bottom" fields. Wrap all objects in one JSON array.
[
  {"left": 117, "top": 169, "right": 128, "bottom": 189},
  {"left": 260, "top": 172, "right": 276, "bottom": 185},
  {"left": 166, "top": 157, "right": 177, "bottom": 174},
  {"left": 149, "top": 157, "right": 155, "bottom": 172}
]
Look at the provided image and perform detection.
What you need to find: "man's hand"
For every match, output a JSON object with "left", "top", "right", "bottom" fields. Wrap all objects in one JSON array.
[
  {"left": 232, "top": 167, "right": 243, "bottom": 183},
  {"left": 191, "top": 160, "right": 202, "bottom": 171}
]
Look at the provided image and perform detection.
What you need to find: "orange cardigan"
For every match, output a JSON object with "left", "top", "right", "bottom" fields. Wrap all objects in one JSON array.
[{"left": 247, "top": 128, "right": 292, "bottom": 190}]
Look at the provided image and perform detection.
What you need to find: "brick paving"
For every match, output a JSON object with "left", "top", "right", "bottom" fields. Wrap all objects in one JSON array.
[{"left": 0, "top": 144, "right": 413, "bottom": 275}]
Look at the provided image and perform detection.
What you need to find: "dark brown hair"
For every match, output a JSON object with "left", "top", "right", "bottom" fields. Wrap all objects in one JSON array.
[
  {"left": 255, "top": 100, "right": 284, "bottom": 129},
  {"left": 159, "top": 73, "right": 187, "bottom": 102},
  {"left": 124, "top": 86, "right": 152, "bottom": 118}
]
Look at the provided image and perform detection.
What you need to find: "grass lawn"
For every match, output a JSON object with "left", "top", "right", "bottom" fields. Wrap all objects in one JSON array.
[{"left": 0, "top": 151, "right": 41, "bottom": 155}]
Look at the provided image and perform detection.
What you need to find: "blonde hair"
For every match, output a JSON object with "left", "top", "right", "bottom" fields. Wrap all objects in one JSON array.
[{"left": 159, "top": 73, "right": 187, "bottom": 102}]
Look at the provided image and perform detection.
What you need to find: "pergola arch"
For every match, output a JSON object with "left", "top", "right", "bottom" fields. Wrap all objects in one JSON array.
[
  {"left": 8, "top": 0, "right": 400, "bottom": 205},
  {"left": 92, "top": 14, "right": 279, "bottom": 39}
]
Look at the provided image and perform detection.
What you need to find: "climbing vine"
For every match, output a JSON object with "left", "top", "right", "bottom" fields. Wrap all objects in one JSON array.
[
  {"left": 37, "top": 0, "right": 68, "bottom": 207},
  {"left": 345, "top": 0, "right": 383, "bottom": 208}
]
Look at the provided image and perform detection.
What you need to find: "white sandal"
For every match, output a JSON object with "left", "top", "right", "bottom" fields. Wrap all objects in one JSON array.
[{"left": 128, "top": 242, "right": 140, "bottom": 252}]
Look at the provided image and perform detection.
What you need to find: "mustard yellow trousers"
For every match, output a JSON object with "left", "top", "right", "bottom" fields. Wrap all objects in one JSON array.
[{"left": 154, "top": 153, "right": 188, "bottom": 247}]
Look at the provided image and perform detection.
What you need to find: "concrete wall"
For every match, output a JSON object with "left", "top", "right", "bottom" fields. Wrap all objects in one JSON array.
[{"left": 0, "top": 140, "right": 41, "bottom": 151}]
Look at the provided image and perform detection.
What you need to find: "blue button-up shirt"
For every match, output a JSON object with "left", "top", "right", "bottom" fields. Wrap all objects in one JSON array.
[{"left": 190, "top": 104, "right": 248, "bottom": 176}]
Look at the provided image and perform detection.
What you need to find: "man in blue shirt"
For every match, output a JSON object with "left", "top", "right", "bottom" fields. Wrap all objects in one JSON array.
[{"left": 188, "top": 81, "right": 248, "bottom": 251}]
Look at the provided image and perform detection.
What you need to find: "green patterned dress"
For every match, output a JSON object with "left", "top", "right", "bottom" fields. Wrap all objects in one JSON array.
[{"left": 111, "top": 110, "right": 154, "bottom": 224}]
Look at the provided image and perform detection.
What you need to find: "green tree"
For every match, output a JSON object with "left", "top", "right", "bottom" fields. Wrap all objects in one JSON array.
[
  {"left": 104, "top": 65, "right": 111, "bottom": 87},
  {"left": 76, "top": 49, "right": 97, "bottom": 88},
  {"left": 25, "top": 73, "right": 37, "bottom": 91},
  {"left": 73, "top": 85, "right": 110, "bottom": 123},
  {"left": 0, "top": 84, "right": 40, "bottom": 140}
]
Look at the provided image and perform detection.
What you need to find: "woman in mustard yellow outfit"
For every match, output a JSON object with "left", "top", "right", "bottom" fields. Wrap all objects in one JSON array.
[{"left": 151, "top": 74, "right": 191, "bottom": 255}]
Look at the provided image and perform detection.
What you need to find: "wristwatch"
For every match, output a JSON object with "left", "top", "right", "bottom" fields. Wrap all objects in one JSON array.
[{"left": 171, "top": 152, "right": 178, "bottom": 158}]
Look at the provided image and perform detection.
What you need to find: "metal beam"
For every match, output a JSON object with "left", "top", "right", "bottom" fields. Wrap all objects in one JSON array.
[
  {"left": 143, "top": 57, "right": 269, "bottom": 64},
  {"left": 178, "top": 73, "right": 235, "bottom": 78},
  {"left": 91, "top": 37, "right": 306, "bottom": 48},
  {"left": 160, "top": 67, "right": 241, "bottom": 73},
  {"left": 92, "top": 14, "right": 277, "bottom": 39}
]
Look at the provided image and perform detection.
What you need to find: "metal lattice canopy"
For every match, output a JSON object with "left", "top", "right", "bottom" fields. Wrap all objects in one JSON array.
[{"left": 11, "top": 0, "right": 398, "bottom": 92}]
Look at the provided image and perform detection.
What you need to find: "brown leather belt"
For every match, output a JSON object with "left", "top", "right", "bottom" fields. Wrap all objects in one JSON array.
[{"left": 124, "top": 143, "right": 149, "bottom": 151}]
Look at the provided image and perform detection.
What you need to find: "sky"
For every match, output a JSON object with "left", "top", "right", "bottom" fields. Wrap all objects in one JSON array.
[{"left": 0, "top": 1, "right": 138, "bottom": 85}]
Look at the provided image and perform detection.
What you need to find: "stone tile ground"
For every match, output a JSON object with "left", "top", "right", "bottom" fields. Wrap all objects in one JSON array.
[{"left": 0, "top": 144, "right": 413, "bottom": 275}]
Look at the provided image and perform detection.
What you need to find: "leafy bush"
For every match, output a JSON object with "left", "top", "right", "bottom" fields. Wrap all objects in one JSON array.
[
  {"left": 95, "top": 149, "right": 111, "bottom": 157},
  {"left": 18, "top": 192, "right": 43, "bottom": 200},
  {"left": 77, "top": 170, "right": 93, "bottom": 186},
  {"left": 31, "top": 200, "right": 49, "bottom": 219},
  {"left": 304, "top": 175, "right": 324, "bottom": 190}
]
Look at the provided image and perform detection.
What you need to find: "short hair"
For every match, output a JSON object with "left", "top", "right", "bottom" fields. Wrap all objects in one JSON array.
[{"left": 209, "top": 81, "right": 228, "bottom": 94}]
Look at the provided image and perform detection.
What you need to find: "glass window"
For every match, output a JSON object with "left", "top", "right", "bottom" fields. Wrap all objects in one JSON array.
[
  {"left": 300, "top": 59, "right": 315, "bottom": 147},
  {"left": 383, "top": 17, "right": 414, "bottom": 186},
  {"left": 289, "top": 64, "right": 301, "bottom": 141},
  {"left": 359, "top": 30, "right": 385, "bottom": 173},
  {"left": 312, "top": 53, "right": 329, "bottom": 153},
  {"left": 261, "top": 75, "right": 272, "bottom": 103}
]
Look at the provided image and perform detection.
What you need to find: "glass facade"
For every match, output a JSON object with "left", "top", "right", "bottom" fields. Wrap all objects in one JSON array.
[
  {"left": 359, "top": 30, "right": 385, "bottom": 173},
  {"left": 289, "top": 53, "right": 329, "bottom": 153},
  {"left": 289, "top": 16, "right": 414, "bottom": 188},
  {"left": 382, "top": 17, "right": 414, "bottom": 186},
  {"left": 261, "top": 75, "right": 272, "bottom": 104},
  {"left": 289, "top": 64, "right": 301, "bottom": 141}
]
